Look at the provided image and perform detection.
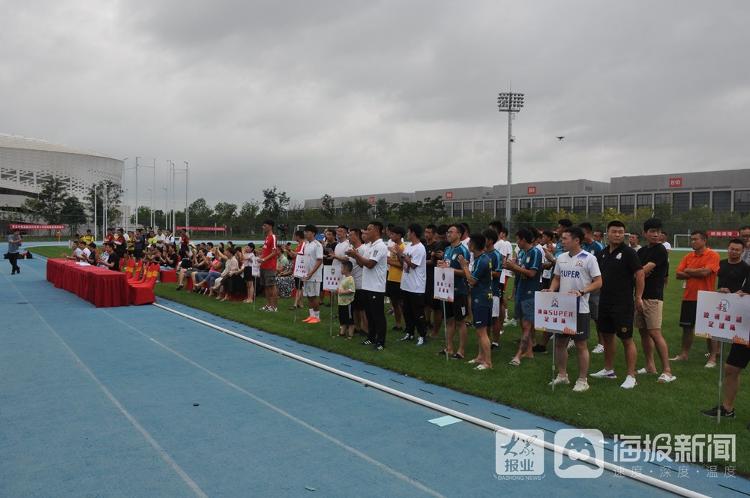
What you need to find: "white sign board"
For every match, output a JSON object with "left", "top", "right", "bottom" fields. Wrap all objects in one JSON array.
[
  {"left": 251, "top": 256, "right": 261, "bottom": 276},
  {"left": 695, "top": 290, "right": 750, "bottom": 345},
  {"left": 323, "top": 265, "right": 342, "bottom": 291},
  {"left": 434, "top": 267, "right": 454, "bottom": 302},
  {"left": 534, "top": 292, "right": 578, "bottom": 334},
  {"left": 293, "top": 254, "right": 307, "bottom": 279}
]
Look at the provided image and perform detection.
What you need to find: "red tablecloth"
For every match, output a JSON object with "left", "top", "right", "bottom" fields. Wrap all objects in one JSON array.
[{"left": 46, "top": 259, "right": 130, "bottom": 307}]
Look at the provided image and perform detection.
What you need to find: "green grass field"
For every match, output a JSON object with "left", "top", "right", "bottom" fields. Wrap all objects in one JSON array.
[{"left": 29, "top": 244, "right": 748, "bottom": 473}]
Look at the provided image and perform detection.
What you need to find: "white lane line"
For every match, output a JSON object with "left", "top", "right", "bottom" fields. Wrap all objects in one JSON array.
[
  {"left": 151, "top": 302, "right": 710, "bottom": 498},
  {"left": 103, "top": 310, "right": 446, "bottom": 498},
  {"left": 2, "top": 274, "right": 208, "bottom": 498}
]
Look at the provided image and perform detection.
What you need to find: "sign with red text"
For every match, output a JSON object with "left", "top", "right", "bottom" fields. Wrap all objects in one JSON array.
[
  {"left": 323, "top": 265, "right": 343, "bottom": 291},
  {"left": 434, "top": 267, "right": 454, "bottom": 302},
  {"left": 707, "top": 230, "right": 740, "bottom": 238},
  {"left": 527, "top": 186, "right": 537, "bottom": 195},
  {"left": 534, "top": 292, "right": 578, "bottom": 334},
  {"left": 668, "top": 177, "right": 683, "bottom": 188},
  {"left": 293, "top": 254, "right": 307, "bottom": 279},
  {"left": 695, "top": 291, "right": 750, "bottom": 345}
]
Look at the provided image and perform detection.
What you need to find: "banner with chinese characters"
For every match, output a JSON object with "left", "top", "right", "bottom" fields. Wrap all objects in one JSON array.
[
  {"left": 434, "top": 267, "right": 454, "bottom": 302},
  {"left": 695, "top": 291, "right": 750, "bottom": 345},
  {"left": 323, "top": 265, "right": 342, "bottom": 291},
  {"left": 251, "top": 257, "right": 260, "bottom": 277},
  {"left": 293, "top": 254, "right": 307, "bottom": 279},
  {"left": 534, "top": 292, "right": 578, "bottom": 334}
]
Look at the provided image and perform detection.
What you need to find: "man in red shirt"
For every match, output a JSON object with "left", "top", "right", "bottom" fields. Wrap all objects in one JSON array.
[
  {"left": 673, "top": 231, "right": 720, "bottom": 362},
  {"left": 259, "top": 219, "right": 280, "bottom": 312}
]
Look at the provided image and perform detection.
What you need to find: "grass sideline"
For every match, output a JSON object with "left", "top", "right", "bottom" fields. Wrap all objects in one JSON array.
[{"left": 30, "top": 245, "right": 749, "bottom": 474}]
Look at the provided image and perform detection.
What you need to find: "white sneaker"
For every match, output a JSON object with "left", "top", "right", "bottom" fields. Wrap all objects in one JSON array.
[
  {"left": 705, "top": 361, "right": 716, "bottom": 369},
  {"left": 620, "top": 375, "right": 637, "bottom": 389},
  {"left": 549, "top": 375, "right": 570, "bottom": 386},
  {"left": 416, "top": 337, "right": 425, "bottom": 346},
  {"left": 657, "top": 373, "right": 677, "bottom": 383},
  {"left": 573, "top": 379, "right": 590, "bottom": 392},
  {"left": 399, "top": 333, "right": 412, "bottom": 342},
  {"left": 637, "top": 367, "right": 647, "bottom": 375},
  {"left": 590, "top": 369, "right": 617, "bottom": 379},
  {"left": 592, "top": 344, "right": 605, "bottom": 354}
]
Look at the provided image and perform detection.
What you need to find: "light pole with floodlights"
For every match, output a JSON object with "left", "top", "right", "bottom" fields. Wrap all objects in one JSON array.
[{"left": 497, "top": 90, "right": 524, "bottom": 230}]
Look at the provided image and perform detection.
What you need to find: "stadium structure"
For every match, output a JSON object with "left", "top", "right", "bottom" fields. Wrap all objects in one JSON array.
[
  {"left": 0, "top": 133, "right": 124, "bottom": 211},
  {"left": 304, "top": 168, "right": 750, "bottom": 218}
]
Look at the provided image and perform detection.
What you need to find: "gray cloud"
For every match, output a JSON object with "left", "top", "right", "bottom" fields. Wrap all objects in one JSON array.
[{"left": 1, "top": 0, "right": 748, "bottom": 210}]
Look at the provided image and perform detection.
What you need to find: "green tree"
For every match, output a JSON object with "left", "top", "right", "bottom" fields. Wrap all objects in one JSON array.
[
  {"left": 213, "top": 202, "right": 238, "bottom": 229},
  {"left": 129, "top": 206, "right": 153, "bottom": 225},
  {"left": 60, "top": 196, "right": 87, "bottom": 234},
  {"left": 22, "top": 178, "right": 68, "bottom": 224},
  {"left": 261, "top": 186, "right": 290, "bottom": 219},
  {"left": 341, "top": 198, "right": 371, "bottom": 220},
  {"left": 374, "top": 198, "right": 390, "bottom": 220},
  {"left": 237, "top": 201, "right": 260, "bottom": 232},
  {"left": 188, "top": 198, "right": 213, "bottom": 226},
  {"left": 85, "top": 180, "right": 123, "bottom": 227},
  {"left": 320, "top": 194, "right": 336, "bottom": 219}
]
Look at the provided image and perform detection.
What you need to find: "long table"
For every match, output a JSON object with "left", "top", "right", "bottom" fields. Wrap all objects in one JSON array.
[{"left": 46, "top": 258, "right": 130, "bottom": 307}]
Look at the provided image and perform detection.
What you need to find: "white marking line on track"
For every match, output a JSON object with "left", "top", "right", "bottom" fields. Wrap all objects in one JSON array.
[
  {"left": 2, "top": 273, "right": 208, "bottom": 498},
  {"left": 151, "top": 301, "right": 710, "bottom": 498},
  {"left": 103, "top": 310, "right": 446, "bottom": 498}
]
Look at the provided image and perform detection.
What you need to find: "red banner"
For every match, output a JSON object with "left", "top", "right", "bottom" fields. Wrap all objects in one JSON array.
[
  {"left": 10, "top": 224, "right": 66, "bottom": 230},
  {"left": 707, "top": 230, "right": 740, "bottom": 238},
  {"left": 176, "top": 226, "right": 227, "bottom": 232}
]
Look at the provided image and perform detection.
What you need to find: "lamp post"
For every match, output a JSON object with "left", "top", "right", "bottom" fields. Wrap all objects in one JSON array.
[
  {"left": 184, "top": 161, "right": 190, "bottom": 235},
  {"left": 497, "top": 90, "right": 525, "bottom": 230}
]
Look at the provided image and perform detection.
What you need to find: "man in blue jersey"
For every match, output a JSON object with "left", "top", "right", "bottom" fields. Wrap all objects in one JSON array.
[
  {"left": 505, "top": 227, "right": 543, "bottom": 366},
  {"left": 459, "top": 233, "right": 493, "bottom": 370},
  {"left": 437, "top": 224, "right": 471, "bottom": 360},
  {"left": 483, "top": 228, "right": 503, "bottom": 350},
  {"left": 580, "top": 221, "right": 606, "bottom": 354}
]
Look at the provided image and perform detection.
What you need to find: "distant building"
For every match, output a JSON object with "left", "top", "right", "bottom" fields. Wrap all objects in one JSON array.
[
  {"left": 304, "top": 169, "right": 750, "bottom": 217},
  {"left": 0, "top": 133, "right": 123, "bottom": 209}
]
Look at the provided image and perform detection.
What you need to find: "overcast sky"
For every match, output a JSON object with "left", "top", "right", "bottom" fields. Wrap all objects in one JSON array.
[{"left": 2, "top": 0, "right": 749, "bottom": 208}]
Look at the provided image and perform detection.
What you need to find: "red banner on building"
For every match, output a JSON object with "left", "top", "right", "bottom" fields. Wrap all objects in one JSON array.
[
  {"left": 10, "top": 224, "right": 66, "bottom": 230},
  {"left": 669, "top": 177, "right": 683, "bottom": 188},
  {"left": 707, "top": 230, "right": 740, "bottom": 238},
  {"left": 176, "top": 226, "right": 227, "bottom": 232},
  {"left": 527, "top": 186, "right": 537, "bottom": 195}
]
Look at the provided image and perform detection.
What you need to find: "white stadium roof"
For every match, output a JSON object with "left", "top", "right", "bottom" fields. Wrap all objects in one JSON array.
[{"left": 0, "top": 133, "right": 120, "bottom": 161}]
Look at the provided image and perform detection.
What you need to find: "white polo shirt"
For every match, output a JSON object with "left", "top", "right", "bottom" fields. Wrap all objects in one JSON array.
[
  {"left": 400, "top": 242, "right": 426, "bottom": 293},
  {"left": 553, "top": 249, "right": 601, "bottom": 314},
  {"left": 362, "top": 239, "right": 388, "bottom": 293}
]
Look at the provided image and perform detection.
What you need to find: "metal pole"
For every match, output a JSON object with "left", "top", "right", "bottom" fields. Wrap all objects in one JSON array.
[
  {"left": 152, "top": 158, "right": 156, "bottom": 228},
  {"left": 184, "top": 161, "right": 189, "bottom": 235},
  {"left": 93, "top": 185, "right": 97, "bottom": 241},
  {"left": 103, "top": 183, "right": 108, "bottom": 238},
  {"left": 506, "top": 109, "right": 512, "bottom": 230},
  {"left": 717, "top": 341, "right": 725, "bottom": 425},
  {"left": 442, "top": 300, "right": 449, "bottom": 363},
  {"left": 551, "top": 333, "right": 556, "bottom": 392},
  {"left": 135, "top": 156, "right": 139, "bottom": 228}
]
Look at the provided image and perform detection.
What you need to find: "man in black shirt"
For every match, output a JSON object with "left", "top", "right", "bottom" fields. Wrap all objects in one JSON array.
[
  {"left": 702, "top": 240, "right": 750, "bottom": 420},
  {"left": 706, "top": 238, "right": 750, "bottom": 367},
  {"left": 635, "top": 218, "right": 675, "bottom": 383},
  {"left": 102, "top": 242, "right": 121, "bottom": 271},
  {"left": 591, "top": 220, "right": 644, "bottom": 389}
]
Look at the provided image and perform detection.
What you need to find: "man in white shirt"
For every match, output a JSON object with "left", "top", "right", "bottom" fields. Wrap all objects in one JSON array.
[
  {"left": 301, "top": 225, "right": 324, "bottom": 324},
  {"left": 347, "top": 221, "right": 388, "bottom": 350},
  {"left": 660, "top": 232, "right": 672, "bottom": 251},
  {"left": 490, "top": 221, "right": 513, "bottom": 337},
  {"left": 545, "top": 226, "right": 602, "bottom": 392},
  {"left": 397, "top": 224, "right": 428, "bottom": 345},
  {"left": 331, "top": 225, "right": 352, "bottom": 273},
  {"left": 348, "top": 227, "right": 369, "bottom": 334}
]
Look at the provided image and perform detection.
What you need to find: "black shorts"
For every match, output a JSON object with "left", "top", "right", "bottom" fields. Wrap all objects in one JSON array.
[
  {"left": 338, "top": 304, "right": 354, "bottom": 325},
  {"left": 727, "top": 344, "right": 750, "bottom": 369},
  {"left": 444, "top": 294, "right": 468, "bottom": 321},
  {"left": 353, "top": 289, "right": 366, "bottom": 311},
  {"left": 679, "top": 300, "right": 697, "bottom": 328},
  {"left": 597, "top": 305, "right": 634, "bottom": 339},
  {"left": 569, "top": 312, "right": 591, "bottom": 342},
  {"left": 472, "top": 304, "right": 492, "bottom": 328},
  {"left": 386, "top": 280, "right": 402, "bottom": 302},
  {"left": 430, "top": 297, "right": 442, "bottom": 311},
  {"left": 243, "top": 267, "right": 254, "bottom": 282}
]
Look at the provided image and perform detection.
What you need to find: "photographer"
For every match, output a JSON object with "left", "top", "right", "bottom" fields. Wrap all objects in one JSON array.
[{"left": 7, "top": 228, "right": 22, "bottom": 275}]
